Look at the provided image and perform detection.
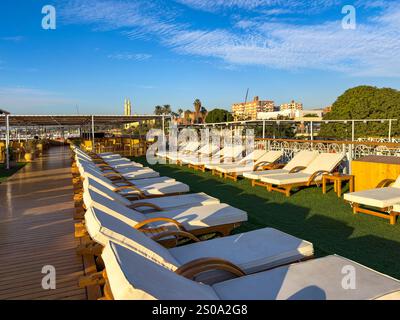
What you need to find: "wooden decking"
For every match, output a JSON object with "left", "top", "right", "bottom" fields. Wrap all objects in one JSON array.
[{"left": 0, "top": 146, "right": 87, "bottom": 300}]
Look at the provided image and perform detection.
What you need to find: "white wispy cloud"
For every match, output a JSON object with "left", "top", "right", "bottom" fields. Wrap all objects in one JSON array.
[
  {"left": 174, "top": 0, "right": 341, "bottom": 13},
  {"left": 107, "top": 53, "right": 152, "bottom": 61},
  {"left": 1, "top": 36, "right": 24, "bottom": 42},
  {"left": 59, "top": 0, "right": 400, "bottom": 77}
]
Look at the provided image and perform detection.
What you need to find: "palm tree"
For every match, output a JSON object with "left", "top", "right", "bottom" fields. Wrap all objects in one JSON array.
[
  {"left": 193, "top": 99, "right": 202, "bottom": 114},
  {"left": 177, "top": 108, "right": 183, "bottom": 116},
  {"left": 163, "top": 104, "right": 172, "bottom": 115},
  {"left": 154, "top": 105, "right": 163, "bottom": 115}
]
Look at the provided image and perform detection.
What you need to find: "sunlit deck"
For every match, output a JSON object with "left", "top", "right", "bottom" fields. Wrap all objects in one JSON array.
[{"left": 0, "top": 147, "right": 86, "bottom": 300}]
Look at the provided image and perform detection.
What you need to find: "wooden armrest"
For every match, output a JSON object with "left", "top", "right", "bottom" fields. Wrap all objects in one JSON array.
[
  {"left": 289, "top": 166, "right": 307, "bottom": 174},
  {"left": 376, "top": 179, "right": 396, "bottom": 188},
  {"left": 253, "top": 161, "right": 272, "bottom": 171},
  {"left": 96, "top": 163, "right": 112, "bottom": 168},
  {"left": 176, "top": 258, "right": 246, "bottom": 280},
  {"left": 151, "top": 230, "right": 201, "bottom": 243},
  {"left": 307, "top": 170, "right": 330, "bottom": 186},
  {"left": 128, "top": 202, "right": 163, "bottom": 212},
  {"left": 114, "top": 185, "right": 145, "bottom": 198},
  {"left": 270, "top": 163, "right": 285, "bottom": 169},
  {"left": 134, "top": 217, "right": 186, "bottom": 232},
  {"left": 102, "top": 171, "right": 122, "bottom": 179}
]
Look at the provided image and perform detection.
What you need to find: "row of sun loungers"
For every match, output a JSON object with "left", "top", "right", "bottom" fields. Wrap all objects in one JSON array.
[
  {"left": 158, "top": 142, "right": 346, "bottom": 196},
  {"left": 70, "top": 146, "right": 400, "bottom": 300}
]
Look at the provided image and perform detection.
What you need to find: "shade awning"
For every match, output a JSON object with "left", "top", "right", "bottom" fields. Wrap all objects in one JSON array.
[{"left": 0, "top": 114, "right": 170, "bottom": 127}]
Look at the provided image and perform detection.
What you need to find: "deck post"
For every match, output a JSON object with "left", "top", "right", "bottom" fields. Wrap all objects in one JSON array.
[
  {"left": 310, "top": 121, "right": 314, "bottom": 141},
  {"left": 388, "top": 119, "right": 392, "bottom": 142},
  {"left": 162, "top": 115, "right": 165, "bottom": 138},
  {"left": 91, "top": 115, "right": 95, "bottom": 152},
  {"left": 262, "top": 120, "right": 266, "bottom": 139},
  {"left": 5, "top": 114, "right": 10, "bottom": 170}
]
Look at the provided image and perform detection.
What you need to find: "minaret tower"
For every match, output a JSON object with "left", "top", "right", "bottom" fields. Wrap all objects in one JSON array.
[
  {"left": 124, "top": 98, "right": 132, "bottom": 129},
  {"left": 124, "top": 98, "right": 132, "bottom": 116}
]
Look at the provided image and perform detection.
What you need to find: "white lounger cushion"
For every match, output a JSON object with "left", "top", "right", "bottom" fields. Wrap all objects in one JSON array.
[
  {"left": 85, "top": 185, "right": 219, "bottom": 212},
  {"left": 261, "top": 172, "right": 313, "bottom": 185},
  {"left": 392, "top": 204, "right": 400, "bottom": 213},
  {"left": 91, "top": 219, "right": 312, "bottom": 285},
  {"left": 82, "top": 167, "right": 189, "bottom": 196},
  {"left": 89, "top": 205, "right": 310, "bottom": 280},
  {"left": 103, "top": 243, "right": 400, "bottom": 300},
  {"left": 121, "top": 169, "right": 160, "bottom": 180},
  {"left": 244, "top": 150, "right": 318, "bottom": 180},
  {"left": 244, "top": 169, "right": 289, "bottom": 180},
  {"left": 302, "top": 153, "right": 345, "bottom": 175},
  {"left": 103, "top": 242, "right": 219, "bottom": 300},
  {"left": 148, "top": 203, "right": 247, "bottom": 230},
  {"left": 344, "top": 187, "right": 400, "bottom": 208},
  {"left": 86, "top": 200, "right": 247, "bottom": 239},
  {"left": 213, "top": 255, "right": 400, "bottom": 300},
  {"left": 170, "top": 228, "right": 313, "bottom": 283},
  {"left": 261, "top": 153, "right": 345, "bottom": 185}
]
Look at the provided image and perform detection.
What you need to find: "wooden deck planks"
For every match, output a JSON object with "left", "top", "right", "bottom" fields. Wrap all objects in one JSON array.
[{"left": 0, "top": 146, "right": 87, "bottom": 300}]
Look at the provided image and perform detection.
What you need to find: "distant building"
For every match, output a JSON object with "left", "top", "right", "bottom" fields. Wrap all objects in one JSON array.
[
  {"left": 232, "top": 96, "right": 275, "bottom": 121},
  {"left": 280, "top": 100, "right": 303, "bottom": 112}
]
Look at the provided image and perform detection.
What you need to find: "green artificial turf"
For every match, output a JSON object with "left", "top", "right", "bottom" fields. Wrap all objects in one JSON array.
[
  {"left": 0, "top": 163, "right": 25, "bottom": 183},
  {"left": 134, "top": 157, "right": 400, "bottom": 280}
]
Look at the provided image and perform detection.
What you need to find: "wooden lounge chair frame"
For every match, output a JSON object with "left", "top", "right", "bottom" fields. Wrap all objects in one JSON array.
[
  {"left": 250, "top": 166, "right": 307, "bottom": 188},
  {"left": 264, "top": 169, "right": 333, "bottom": 197},
  {"left": 222, "top": 162, "right": 286, "bottom": 182},
  {"left": 347, "top": 179, "right": 399, "bottom": 225}
]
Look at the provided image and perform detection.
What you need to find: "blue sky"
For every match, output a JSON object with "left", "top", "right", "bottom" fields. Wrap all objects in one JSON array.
[{"left": 0, "top": 0, "right": 400, "bottom": 115}]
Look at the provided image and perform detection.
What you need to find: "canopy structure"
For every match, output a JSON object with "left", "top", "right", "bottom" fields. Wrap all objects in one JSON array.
[
  {"left": 0, "top": 114, "right": 172, "bottom": 169},
  {"left": 0, "top": 114, "right": 169, "bottom": 127}
]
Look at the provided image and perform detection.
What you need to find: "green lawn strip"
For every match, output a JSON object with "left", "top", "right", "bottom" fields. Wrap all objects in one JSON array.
[
  {"left": 0, "top": 163, "right": 26, "bottom": 183},
  {"left": 133, "top": 157, "right": 400, "bottom": 279}
]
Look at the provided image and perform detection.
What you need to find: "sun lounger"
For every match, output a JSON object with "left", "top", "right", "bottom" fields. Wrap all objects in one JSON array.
[
  {"left": 344, "top": 176, "right": 400, "bottom": 225},
  {"left": 260, "top": 153, "right": 345, "bottom": 197},
  {"left": 166, "top": 141, "right": 200, "bottom": 162},
  {"left": 83, "top": 180, "right": 220, "bottom": 213},
  {"left": 100, "top": 243, "right": 400, "bottom": 300},
  {"left": 77, "top": 157, "right": 160, "bottom": 180},
  {"left": 82, "top": 194, "right": 247, "bottom": 247},
  {"left": 244, "top": 150, "right": 319, "bottom": 186},
  {"left": 213, "top": 150, "right": 284, "bottom": 181},
  {"left": 81, "top": 168, "right": 190, "bottom": 199},
  {"left": 181, "top": 144, "right": 221, "bottom": 165},
  {"left": 187, "top": 145, "right": 244, "bottom": 172},
  {"left": 82, "top": 207, "right": 312, "bottom": 285}
]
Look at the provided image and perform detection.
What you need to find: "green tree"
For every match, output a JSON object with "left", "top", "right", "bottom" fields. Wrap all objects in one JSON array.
[
  {"left": 205, "top": 109, "right": 233, "bottom": 123},
  {"left": 163, "top": 104, "right": 172, "bottom": 115},
  {"left": 154, "top": 105, "right": 163, "bottom": 115},
  {"left": 319, "top": 86, "right": 400, "bottom": 139},
  {"left": 193, "top": 99, "right": 202, "bottom": 114}
]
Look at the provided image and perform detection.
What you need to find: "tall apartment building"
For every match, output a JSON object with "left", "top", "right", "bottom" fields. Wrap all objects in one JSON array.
[
  {"left": 280, "top": 100, "right": 303, "bottom": 111},
  {"left": 232, "top": 96, "right": 275, "bottom": 121}
]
